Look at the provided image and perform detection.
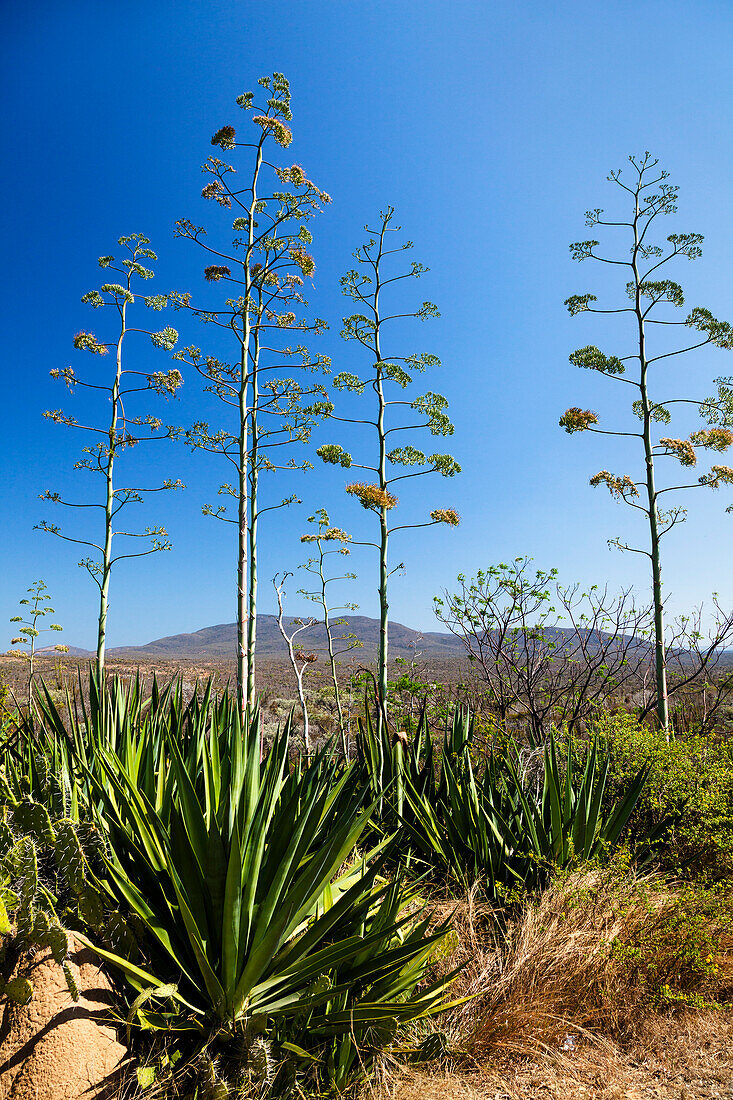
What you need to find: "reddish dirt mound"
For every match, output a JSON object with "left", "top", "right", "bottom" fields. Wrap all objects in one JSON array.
[{"left": 0, "top": 937, "right": 127, "bottom": 1100}]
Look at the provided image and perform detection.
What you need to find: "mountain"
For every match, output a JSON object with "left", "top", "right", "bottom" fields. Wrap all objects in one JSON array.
[
  {"left": 37, "top": 644, "right": 93, "bottom": 657},
  {"left": 108, "top": 616, "right": 466, "bottom": 660},
  {"left": 43, "top": 617, "right": 733, "bottom": 667}
]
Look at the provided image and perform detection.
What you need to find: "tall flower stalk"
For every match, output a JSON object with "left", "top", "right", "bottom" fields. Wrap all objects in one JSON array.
[
  {"left": 174, "top": 73, "right": 330, "bottom": 710},
  {"left": 8, "top": 580, "right": 66, "bottom": 707},
  {"left": 299, "top": 509, "right": 362, "bottom": 755},
  {"left": 561, "top": 154, "right": 733, "bottom": 730},
  {"left": 38, "top": 235, "right": 184, "bottom": 672},
  {"left": 317, "top": 208, "right": 460, "bottom": 700}
]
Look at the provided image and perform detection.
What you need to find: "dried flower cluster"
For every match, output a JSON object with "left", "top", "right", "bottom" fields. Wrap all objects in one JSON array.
[
  {"left": 559, "top": 407, "right": 599, "bottom": 433},
  {"left": 211, "top": 125, "right": 236, "bottom": 150},
  {"left": 589, "top": 470, "right": 639, "bottom": 498},
  {"left": 430, "top": 508, "right": 460, "bottom": 526},
  {"left": 293, "top": 649, "right": 318, "bottom": 664},
  {"left": 345, "top": 483, "right": 398, "bottom": 510},
  {"left": 204, "top": 265, "right": 231, "bottom": 281}
]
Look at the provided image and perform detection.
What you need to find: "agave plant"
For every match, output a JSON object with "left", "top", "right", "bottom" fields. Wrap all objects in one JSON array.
[
  {"left": 69, "top": 700, "right": 459, "bottom": 1091},
  {"left": 401, "top": 714, "right": 652, "bottom": 900}
]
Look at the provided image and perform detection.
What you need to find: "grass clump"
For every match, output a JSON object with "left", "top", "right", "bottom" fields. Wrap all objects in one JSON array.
[{"left": 435, "top": 855, "right": 733, "bottom": 1059}]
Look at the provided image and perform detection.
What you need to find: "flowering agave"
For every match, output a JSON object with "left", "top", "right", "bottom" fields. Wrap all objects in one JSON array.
[
  {"left": 562, "top": 154, "right": 733, "bottom": 730},
  {"left": 174, "top": 72, "right": 332, "bottom": 718},
  {"left": 317, "top": 207, "right": 460, "bottom": 699},
  {"left": 38, "top": 233, "right": 185, "bottom": 672}
]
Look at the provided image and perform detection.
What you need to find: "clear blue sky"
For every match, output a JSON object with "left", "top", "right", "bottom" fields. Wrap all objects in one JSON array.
[{"left": 2, "top": 0, "right": 733, "bottom": 649}]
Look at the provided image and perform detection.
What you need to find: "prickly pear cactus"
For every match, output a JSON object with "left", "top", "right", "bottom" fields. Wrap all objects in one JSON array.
[
  {"left": 0, "top": 975, "right": 33, "bottom": 1005},
  {"left": 62, "top": 961, "right": 79, "bottom": 1002},
  {"left": 44, "top": 921, "right": 70, "bottom": 964},
  {"left": 246, "top": 1035, "right": 274, "bottom": 1092},
  {"left": 0, "top": 796, "right": 113, "bottom": 1004},
  {"left": 14, "top": 835, "right": 39, "bottom": 938},
  {"left": 54, "top": 818, "right": 86, "bottom": 893},
  {"left": 11, "top": 799, "right": 56, "bottom": 847}
]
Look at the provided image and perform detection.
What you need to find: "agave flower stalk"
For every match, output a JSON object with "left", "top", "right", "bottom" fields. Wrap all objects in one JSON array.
[
  {"left": 174, "top": 73, "right": 331, "bottom": 714},
  {"left": 561, "top": 154, "right": 733, "bottom": 730},
  {"left": 299, "top": 509, "right": 363, "bottom": 756},
  {"left": 38, "top": 234, "right": 184, "bottom": 672},
  {"left": 316, "top": 208, "right": 460, "bottom": 700},
  {"left": 8, "top": 580, "right": 66, "bottom": 708}
]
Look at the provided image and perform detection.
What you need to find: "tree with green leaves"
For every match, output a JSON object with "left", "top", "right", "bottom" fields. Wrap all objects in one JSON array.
[
  {"left": 561, "top": 154, "right": 733, "bottom": 730},
  {"left": 8, "top": 580, "right": 66, "bottom": 706},
  {"left": 299, "top": 509, "right": 362, "bottom": 755},
  {"left": 173, "top": 73, "right": 331, "bottom": 711},
  {"left": 316, "top": 208, "right": 460, "bottom": 700},
  {"left": 38, "top": 235, "right": 184, "bottom": 672}
]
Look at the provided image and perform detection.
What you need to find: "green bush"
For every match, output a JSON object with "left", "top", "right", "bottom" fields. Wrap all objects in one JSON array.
[{"left": 594, "top": 710, "right": 733, "bottom": 872}]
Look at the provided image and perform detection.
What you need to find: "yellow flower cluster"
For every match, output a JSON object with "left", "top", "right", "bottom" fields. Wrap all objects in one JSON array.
[
  {"left": 252, "top": 115, "right": 292, "bottom": 147},
  {"left": 559, "top": 407, "right": 599, "bottom": 433},
  {"left": 589, "top": 470, "right": 639, "bottom": 498},
  {"left": 346, "top": 483, "right": 398, "bottom": 510},
  {"left": 73, "top": 332, "right": 108, "bottom": 355},
  {"left": 430, "top": 508, "right": 460, "bottom": 526},
  {"left": 690, "top": 427, "right": 733, "bottom": 452},
  {"left": 289, "top": 249, "right": 315, "bottom": 277},
  {"left": 703, "top": 464, "right": 733, "bottom": 489},
  {"left": 660, "top": 437, "right": 697, "bottom": 466}
]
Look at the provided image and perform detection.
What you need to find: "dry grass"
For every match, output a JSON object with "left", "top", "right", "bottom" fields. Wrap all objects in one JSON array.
[
  {"left": 428, "top": 865, "right": 733, "bottom": 1057},
  {"left": 365, "top": 866, "right": 733, "bottom": 1100},
  {"left": 369, "top": 1010, "right": 733, "bottom": 1098}
]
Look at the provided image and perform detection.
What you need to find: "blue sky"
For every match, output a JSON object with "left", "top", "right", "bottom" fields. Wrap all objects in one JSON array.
[{"left": 2, "top": 0, "right": 733, "bottom": 649}]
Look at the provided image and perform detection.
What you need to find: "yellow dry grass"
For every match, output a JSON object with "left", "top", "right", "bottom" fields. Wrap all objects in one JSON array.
[
  {"left": 368, "top": 1011, "right": 733, "bottom": 1099},
  {"left": 365, "top": 866, "right": 733, "bottom": 1100},
  {"left": 426, "top": 867, "right": 732, "bottom": 1055}
]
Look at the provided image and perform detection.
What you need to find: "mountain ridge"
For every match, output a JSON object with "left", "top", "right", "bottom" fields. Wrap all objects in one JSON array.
[{"left": 106, "top": 615, "right": 464, "bottom": 660}]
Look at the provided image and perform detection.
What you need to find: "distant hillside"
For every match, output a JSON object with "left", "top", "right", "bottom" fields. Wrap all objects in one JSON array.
[
  {"left": 43, "top": 616, "right": 732, "bottom": 667},
  {"left": 37, "top": 644, "right": 93, "bottom": 657},
  {"left": 108, "top": 616, "right": 466, "bottom": 660}
]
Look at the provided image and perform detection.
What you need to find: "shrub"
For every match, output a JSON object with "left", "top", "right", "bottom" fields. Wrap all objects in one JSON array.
[{"left": 594, "top": 710, "right": 733, "bottom": 872}]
